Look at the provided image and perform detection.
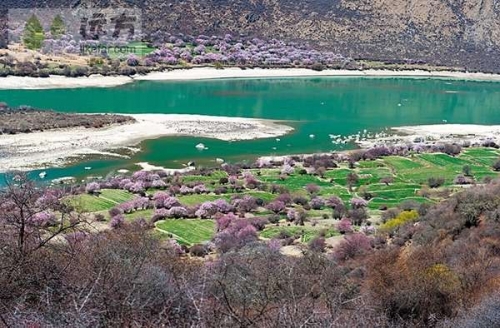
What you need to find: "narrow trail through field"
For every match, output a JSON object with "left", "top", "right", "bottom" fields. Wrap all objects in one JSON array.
[
  {"left": 154, "top": 224, "right": 192, "bottom": 245},
  {"left": 98, "top": 196, "right": 120, "bottom": 205}
]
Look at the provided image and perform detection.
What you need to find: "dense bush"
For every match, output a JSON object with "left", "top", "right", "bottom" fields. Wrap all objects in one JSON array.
[
  {"left": 337, "top": 218, "right": 353, "bottom": 234},
  {"left": 144, "top": 34, "right": 349, "bottom": 69},
  {"left": 443, "top": 143, "right": 462, "bottom": 156},
  {"left": 0, "top": 173, "right": 500, "bottom": 326},
  {"left": 310, "top": 197, "right": 325, "bottom": 210},
  {"left": 266, "top": 200, "right": 286, "bottom": 214},
  {"left": 348, "top": 208, "right": 369, "bottom": 226},
  {"left": 428, "top": 176, "right": 445, "bottom": 188},
  {"left": 189, "top": 244, "right": 208, "bottom": 257},
  {"left": 305, "top": 183, "right": 320, "bottom": 195},
  {"left": 309, "top": 237, "right": 326, "bottom": 252},
  {"left": 379, "top": 210, "right": 419, "bottom": 233},
  {"left": 0, "top": 106, "right": 134, "bottom": 134},
  {"left": 493, "top": 159, "right": 500, "bottom": 171},
  {"left": 293, "top": 195, "right": 309, "bottom": 206},
  {"left": 350, "top": 197, "right": 368, "bottom": 209},
  {"left": 346, "top": 172, "right": 359, "bottom": 190},
  {"left": 214, "top": 218, "right": 258, "bottom": 252},
  {"left": 333, "top": 233, "right": 372, "bottom": 261},
  {"left": 449, "top": 293, "right": 500, "bottom": 327}
]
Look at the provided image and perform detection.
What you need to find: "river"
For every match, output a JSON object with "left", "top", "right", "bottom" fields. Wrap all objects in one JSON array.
[{"left": 1, "top": 76, "right": 500, "bottom": 183}]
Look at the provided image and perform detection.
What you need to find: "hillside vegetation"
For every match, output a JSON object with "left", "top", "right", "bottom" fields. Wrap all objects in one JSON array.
[
  {"left": 3, "top": 0, "right": 500, "bottom": 72},
  {"left": 1, "top": 146, "right": 500, "bottom": 326},
  {"left": 0, "top": 105, "right": 134, "bottom": 134},
  {"left": 0, "top": 159, "right": 500, "bottom": 327}
]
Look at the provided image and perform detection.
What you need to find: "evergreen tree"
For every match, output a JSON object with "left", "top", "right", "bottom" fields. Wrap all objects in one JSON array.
[
  {"left": 50, "top": 14, "right": 65, "bottom": 38},
  {"left": 23, "top": 14, "right": 45, "bottom": 50}
]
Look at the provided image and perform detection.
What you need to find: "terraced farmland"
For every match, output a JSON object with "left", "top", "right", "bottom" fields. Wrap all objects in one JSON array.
[
  {"left": 69, "top": 189, "right": 135, "bottom": 212},
  {"left": 71, "top": 148, "right": 500, "bottom": 245},
  {"left": 156, "top": 219, "right": 216, "bottom": 245}
]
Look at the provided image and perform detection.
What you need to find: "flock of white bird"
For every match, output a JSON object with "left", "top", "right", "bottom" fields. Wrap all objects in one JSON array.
[
  {"left": 268, "top": 128, "right": 394, "bottom": 151},
  {"left": 328, "top": 129, "right": 392, "bottom": 145}
]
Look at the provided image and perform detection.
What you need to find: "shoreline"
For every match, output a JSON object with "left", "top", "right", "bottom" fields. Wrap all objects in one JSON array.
[
  {"left": 135, "top": 67, "right": 500, "bottom": 82},
  {"left": 358, "top": 124, "right": 500, "bottom": 149},
  {"left": 135, "top": 162, "right": 197, "bottom": 174},
  {"left": 391, "top": 124, "right": 500, "bottom": 136},
  {"left": 1, "top": 67, "right": 500, "bottom": 89},
  {"left": 0, "top": 114, "right": 294, "bottom": 172},
  {"left": 0, "top": 74, "right": 133, "bottom": 89},
  {"left": 2, "top": 120, "right": 500, "bottom": 174},
  {"left": 258, "top": 123, "right": 500, "bottom": 163}
]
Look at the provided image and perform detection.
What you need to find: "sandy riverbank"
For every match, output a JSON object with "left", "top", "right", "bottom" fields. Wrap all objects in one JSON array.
[
  {"left": 0, "top": 74, "right": 133, "bottom": 89},
  {"left": 392, "top": 124, "right": 500, "bottom": 136},
  {"left": 257, "top": 123, "right": 500, "bottom": 164},
  {"left": 1, "top": 68, "right": 500, "bottom": 89},
  {"left": 135, "top": 67, "right": 500, "bottom": 82},
  {"left": 0, "top": 114, "right": 294, "bottom": 172},
  {"left": 135, "top": 162, "right": 197, "bottom": 174}
]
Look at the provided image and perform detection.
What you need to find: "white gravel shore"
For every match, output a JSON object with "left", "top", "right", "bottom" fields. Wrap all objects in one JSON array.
[
  {"left": 135, "top": 67, "right": 500, "bottom": 82},
  {"left": 0, "top": 114, "right": 294, "bottom": 172},
  {"left": 1, "top": 68, "right": 500, "bottom": 89},
  {"left": 0, "top": 74, "right": 133, "bottom": 89},
  {"left": 2, "top": 69, "right": 500, "bottom": 173},
  {"left": 392, "top": 124, "right": 500, "bottom": 137},
  {"left": 356, "top": 124, "right": 500, "bottom": 148}
]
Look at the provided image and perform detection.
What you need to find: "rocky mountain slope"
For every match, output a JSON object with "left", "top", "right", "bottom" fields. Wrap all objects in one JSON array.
[{"left": 3, "top": 0, "right": 500, "bottom": 72}]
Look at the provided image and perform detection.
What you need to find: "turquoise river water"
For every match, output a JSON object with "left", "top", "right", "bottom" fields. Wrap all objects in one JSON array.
[{"left": 1, "top": 76, "right": 500, "bottom": 183}]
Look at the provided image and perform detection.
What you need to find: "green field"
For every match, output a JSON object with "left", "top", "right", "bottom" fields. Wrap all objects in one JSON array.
[
  {"left": 260, "top": 225, "right": 339, "bottom": 243},
  {"left": 181, "top": 171, "right": 228, "bottom": 184},
  {"left": 253, "top": 149, "right": 500, "bottom": 211},
  {"left": 74, "top": 149, "right": 500, "bottom": 243},
  {"left": 74, "top": 151, "right": 500, "bottom": 218},
  {"left": 178, "top": 194, "right": 232, "bottom": 206},
  {"left": 124, "top": 209, "right": 154, "bottom": 221},
  {"left": 69, "top": 189, "right": 134, "bottom": 212},
  {"left": 382, "top": 150, "right": 500, "bottom": 185},
  {"left": 156, "top": 219, "right": 216, "bottom": 245}
]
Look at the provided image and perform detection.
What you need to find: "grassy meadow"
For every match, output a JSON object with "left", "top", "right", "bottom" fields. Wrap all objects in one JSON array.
[{"left": 156, "top": 219, "right": 216, "bottom": 245}]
